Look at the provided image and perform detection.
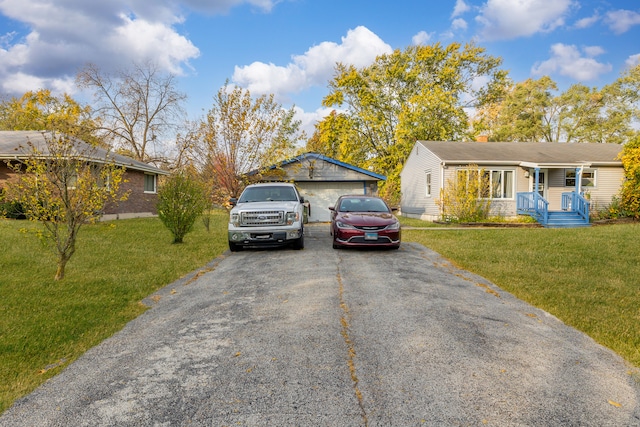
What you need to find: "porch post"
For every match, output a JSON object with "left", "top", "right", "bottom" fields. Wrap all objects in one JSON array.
[
  {"left": 575, "top": 167, "right": 582, "bottom": 194},
  {"left": 534, "top": 168, "right": 540, "bottom": 194}
]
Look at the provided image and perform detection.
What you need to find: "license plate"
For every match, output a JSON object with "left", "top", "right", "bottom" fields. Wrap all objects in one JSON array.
[{"left": 364, "top": 232, "right": 378, "bottom": 240}]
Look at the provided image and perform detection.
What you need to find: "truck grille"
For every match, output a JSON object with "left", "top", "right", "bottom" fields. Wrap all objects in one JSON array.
[{"left": 241, "top": 210, "right": 285, "bottom": 226}]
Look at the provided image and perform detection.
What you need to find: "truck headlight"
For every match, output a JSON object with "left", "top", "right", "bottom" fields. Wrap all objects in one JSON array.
[
  {"left": 230, "top": 212, "right": 240, "bottom": 227},
  {"left": 286, "top": 212, "right": 299, "bottom": 225}
]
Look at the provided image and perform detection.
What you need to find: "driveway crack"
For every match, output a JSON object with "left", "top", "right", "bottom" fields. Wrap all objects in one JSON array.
[{"left": 337, "top": 261, "right": 368, "bottom": 426}]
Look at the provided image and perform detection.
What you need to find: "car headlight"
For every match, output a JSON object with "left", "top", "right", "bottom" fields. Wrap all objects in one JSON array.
[
  {"left": 336, "top": 220, "right": 355, "bottom": 229},
  {"left": 286, "top": 211, "right": 299, "bottom": 225},
  {"left": 386, "top": 220, "right": 400, "bottom": 230}
]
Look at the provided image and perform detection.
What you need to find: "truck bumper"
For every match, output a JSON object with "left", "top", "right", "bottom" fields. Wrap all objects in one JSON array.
[{"left": 228, "top": 227, "right": 302, "bottom": 248}]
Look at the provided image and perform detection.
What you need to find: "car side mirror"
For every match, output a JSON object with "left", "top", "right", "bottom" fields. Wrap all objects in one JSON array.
[
  {"left": 328, "top": 206, "right": 335, "bottom": 211},
  {"left": 391, "top": 207, "right": 398, "bottom": 212}
]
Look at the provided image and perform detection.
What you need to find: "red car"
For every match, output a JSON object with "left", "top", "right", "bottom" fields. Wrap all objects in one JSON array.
[{"left": 329, "top": 195, "right": 401, "bottom": 249}]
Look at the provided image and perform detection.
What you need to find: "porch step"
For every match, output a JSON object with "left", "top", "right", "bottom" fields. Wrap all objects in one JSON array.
[{"left": 544, "top": 211, "right": 590, "bottom": 228}]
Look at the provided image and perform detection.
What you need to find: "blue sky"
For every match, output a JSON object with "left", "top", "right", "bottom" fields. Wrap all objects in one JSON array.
[{"left": 1, "top": 0, "right": 639, "bottom": 137}]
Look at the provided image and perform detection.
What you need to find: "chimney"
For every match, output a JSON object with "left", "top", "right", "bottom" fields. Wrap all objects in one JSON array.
[{"left": 476, "top": 134, "right": 488, "bottom": 143}]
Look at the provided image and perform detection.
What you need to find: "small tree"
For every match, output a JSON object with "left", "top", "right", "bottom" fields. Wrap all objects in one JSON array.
[
  {"left": 157, "top": 172, "right": 208, "bottom": 243},
  {"left": 6, "top": 131, "right": 126, "bottom": 280},
  {"left": 438, "top": 165, "right": 493, "bottom": 222}
]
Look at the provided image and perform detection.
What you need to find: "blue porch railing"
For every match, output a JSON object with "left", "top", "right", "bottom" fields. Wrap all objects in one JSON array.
[
  {"left": 516, "top": 192, "right": 548, "bottom": 224},
  {"left": 561, "top": 192, "right": 591, "bottom": 222},
  {"left": 517, "top": 191, "right": 590, "bottom": 227}
]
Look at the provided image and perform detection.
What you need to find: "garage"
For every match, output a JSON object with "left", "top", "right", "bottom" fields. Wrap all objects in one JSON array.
[{"left": 254, "top": 153, "right": 386, "bottom": 223}]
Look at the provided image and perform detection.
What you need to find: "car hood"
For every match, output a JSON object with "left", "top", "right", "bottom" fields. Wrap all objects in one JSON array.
[{"left": 338, "top": 212, "right": 397, "bottom": 226}]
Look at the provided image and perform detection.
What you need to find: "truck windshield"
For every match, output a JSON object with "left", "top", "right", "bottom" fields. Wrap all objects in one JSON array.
[{"left": 238, "top": 186, "right": 298, "bottom": 203}]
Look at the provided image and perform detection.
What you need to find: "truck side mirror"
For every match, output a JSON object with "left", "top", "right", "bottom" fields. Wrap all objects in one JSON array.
[{"left": 229, "top": 197, "right": 237, "bottom": 207}]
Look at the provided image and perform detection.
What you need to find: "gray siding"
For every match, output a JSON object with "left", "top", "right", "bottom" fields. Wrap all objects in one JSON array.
[
  {"left": 281, "top": 159, "right": 372, "bottom": 181},
  {"left": 400, "top": 143, "right": 442, "bottom": 220}
]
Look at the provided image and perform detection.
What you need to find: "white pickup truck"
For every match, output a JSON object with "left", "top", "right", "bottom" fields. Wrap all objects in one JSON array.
[{"left": 227, "top": 182, "right": 307, "bottom": 251}]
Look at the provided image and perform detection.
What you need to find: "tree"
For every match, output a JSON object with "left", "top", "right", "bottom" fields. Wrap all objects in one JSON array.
[
  {"left": 619, "top": 133, "right": 640, "bottom": 219},
  {"left": 0, "top": 89, "right": 99, "bottom": 143},
  {"left": 157, "top": 172, "right": 208, "bottom": 243},
  {"left": 196, "top": 82, "right": 304, "bottom": 202},
  {"left": 76, "top": 61, "right": 187, "bottom": 163},
  {"left": 5, "top": 131, "right": 126, "bottom": 280},
  {"left": 476, "top": 64, "right": 640, "bottom": 144},
  {"left": 312, "top": 42, "right": 508, "bottom": 202}
]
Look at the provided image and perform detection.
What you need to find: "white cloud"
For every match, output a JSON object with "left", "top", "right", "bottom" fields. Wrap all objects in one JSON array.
[
  {"left": 604, "top": 9, "right": 640, "bottom": 34},
  {"left": 475, "top": 0, "right": 574, "bottom": 41},
  {"left": 452, "top": 0, "right": 471, "bottom": 18},
  {"left": 412, "top": 31, "right": 433, "bottom": 46},
  {"left": 232, "top": 26, "right": 392, "bottom": 101},
  {"left": 0, "top": 0, "right": 207, "bottom": 98},
  {"left": 573, "top": 13, "right": 600, "bottom": 29},
  {"left": 531, "top": 43, "right": 612, "bottom": 81},
  {"left": 626, "top": 54, "right": 640, "bottom": 69},
  {"left": 451, "top": 18, "right": 468, "bottom": 31}
]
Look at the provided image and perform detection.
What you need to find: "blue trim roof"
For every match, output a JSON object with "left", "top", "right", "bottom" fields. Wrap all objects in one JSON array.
[{"left": 253, "top": 152, "right": 386, "bottom": 180}]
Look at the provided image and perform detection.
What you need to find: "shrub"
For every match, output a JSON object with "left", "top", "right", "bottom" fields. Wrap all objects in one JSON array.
[{"left": 157, "top": 173, "right": 208, "bottom": 243}]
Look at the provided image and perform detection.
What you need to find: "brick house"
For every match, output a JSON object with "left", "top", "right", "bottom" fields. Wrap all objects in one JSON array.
[{"left": 0, "top": 130, "right": 169, "bottom": 219}]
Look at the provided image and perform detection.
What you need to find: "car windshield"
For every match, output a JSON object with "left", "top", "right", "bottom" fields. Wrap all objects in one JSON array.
[
  {"left": 339, "top": 198, "right": 389, "bottom": 213},
  {"left": 238, "top": 186, "right": 298, "bottom": 203}
]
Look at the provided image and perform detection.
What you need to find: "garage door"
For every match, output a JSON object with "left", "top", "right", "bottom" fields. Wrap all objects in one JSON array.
[{"left": 297, "top": 182, "right": 366, "bottom": 222}]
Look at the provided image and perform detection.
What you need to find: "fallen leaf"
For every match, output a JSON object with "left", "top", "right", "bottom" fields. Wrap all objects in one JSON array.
[{"left": 608, "top": 400, "right": 622, "bottom": 408}]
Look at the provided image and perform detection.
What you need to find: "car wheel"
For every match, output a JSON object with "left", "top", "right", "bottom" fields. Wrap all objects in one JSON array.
[{"left": 229, "top": 242, "right": 241, "bottom": 252}]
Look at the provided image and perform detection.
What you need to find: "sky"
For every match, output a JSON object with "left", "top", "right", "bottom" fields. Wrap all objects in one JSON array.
[{"left": 1, "top": 0, "right": 639, "bottom": 138}]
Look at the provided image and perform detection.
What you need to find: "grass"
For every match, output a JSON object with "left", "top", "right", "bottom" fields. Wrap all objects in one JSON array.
[
  {"left": 401, "top": 218, "right": 640, "bottom": 369},
  {"left": 0, "top": 211, "right": 229, "bottom": 413}
]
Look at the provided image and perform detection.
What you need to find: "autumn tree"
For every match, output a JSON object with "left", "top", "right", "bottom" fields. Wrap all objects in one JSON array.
[
  {"left": 76, "top": 61, "right": 187, "bottom": 163},
  {"left": 0, "top": 89, "right": 98, "bottom": 143},
  {"left": 195, "top": 82, "right": 305, "bottom": 202},
  {"left": 5, "top": 131, "right": 126, "bottom": 280},
  {"left": 312, "top": 42, "right": 507, "bottom": 203},
  {"left": 619, "top": 133, "right": 640, "bottom": 219}
]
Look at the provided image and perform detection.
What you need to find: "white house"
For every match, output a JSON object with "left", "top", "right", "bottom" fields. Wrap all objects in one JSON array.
[{"left": 400, "top": 141, "right": 624, "bottom": 226}]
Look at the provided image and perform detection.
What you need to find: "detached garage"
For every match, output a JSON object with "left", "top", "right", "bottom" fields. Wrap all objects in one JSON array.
[{"left": 255, "top": 152, "right": 386, "bottom": 222}]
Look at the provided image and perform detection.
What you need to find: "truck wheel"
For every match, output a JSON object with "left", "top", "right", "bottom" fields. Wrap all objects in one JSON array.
[
  {"left": 293, "top": 233, "right": 304, "bottom": 250},
  {"left": 229, "top": 242, "right": 241, "bottom": 252}
]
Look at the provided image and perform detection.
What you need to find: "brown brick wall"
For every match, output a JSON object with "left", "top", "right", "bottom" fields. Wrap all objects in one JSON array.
[
  {"left": 103, "top": 170, "right": 159, "bottom": 215},
  {"left": 1, "top": 161, "right": 159, "bottom": 216}
]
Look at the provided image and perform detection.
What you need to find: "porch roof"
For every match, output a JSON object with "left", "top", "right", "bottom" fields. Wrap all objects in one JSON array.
[{"left": 417, "top": 141, "right": 622, "bottom": 168}]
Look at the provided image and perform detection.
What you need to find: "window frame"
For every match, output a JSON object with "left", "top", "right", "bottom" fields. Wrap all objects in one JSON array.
[
  {"left": 144, "top": 173, "right": 157, "bottom": 194},
  {"left": 456, "top": 167, "right": 515, "bottom": 200},
  {"left": 425, "top": 170, "right": 432, "bottom": 197},
  {"left": 565, "top": 168, "right": 596, "bottom": 188}
]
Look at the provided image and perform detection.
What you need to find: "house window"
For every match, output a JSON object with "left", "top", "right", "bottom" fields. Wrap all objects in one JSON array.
[
  {"left": 565, "top": 169, "right": 596, "bottom": 187},
  {"left": 144, "top": 174, "right": 157, "bottom": 193},
  {"left": 425, "top": 171, "right": 432, "bottom": 197},
  {"left": 457, "top": 168, "right": 514, "bottom": 199}
]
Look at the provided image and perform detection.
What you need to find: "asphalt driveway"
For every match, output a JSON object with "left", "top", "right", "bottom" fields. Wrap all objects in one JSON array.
[{"left": 1, "top": 224, "right": 639, "bottom": 426}]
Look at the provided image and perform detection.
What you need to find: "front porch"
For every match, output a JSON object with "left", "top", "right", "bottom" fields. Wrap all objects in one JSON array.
[{"left": 516, "top": 166, "right": 591, "bottom": 228}]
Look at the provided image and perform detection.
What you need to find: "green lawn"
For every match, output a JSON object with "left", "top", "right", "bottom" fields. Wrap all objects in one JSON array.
[
  {"left": 1, "top": 213, "right": 638, "bottom": 414},
  {"left": 0, "top": 212, "right": 229, "bottom": 413},
  {"left": 401, "top": 218, "right": 640, "bottom": 370}
]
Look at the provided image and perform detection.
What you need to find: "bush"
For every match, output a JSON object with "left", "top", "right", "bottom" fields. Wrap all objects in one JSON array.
[{"left": 157, "top": 173, "right": 208, "bottom": 243}]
